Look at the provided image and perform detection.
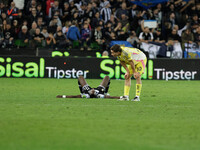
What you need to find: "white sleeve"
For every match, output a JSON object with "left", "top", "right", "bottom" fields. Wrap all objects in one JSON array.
[
  {"left": 150, "top": 32, "right": 154, "bottom": 40},
  {"left": 139, "top": 32, "right": 143, "bottom": 40}
]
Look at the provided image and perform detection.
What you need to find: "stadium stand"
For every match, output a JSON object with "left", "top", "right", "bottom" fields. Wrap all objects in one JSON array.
[{"left": 0, "top": 0, "right": 199, "bottom": 58}]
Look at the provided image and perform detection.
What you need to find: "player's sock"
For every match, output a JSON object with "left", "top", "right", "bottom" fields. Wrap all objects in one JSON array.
[
  {"left": 105, "top": 80, "right": 110, "bottom": 93},
  {"left": 136, "top": 84, "right": 142, "bottom": 97},
  {"left": 78, "top": 81, "right": 82, "bottom": 92},
  {"left": 124, "top": 85, "right": 130, "bottom": 96}
]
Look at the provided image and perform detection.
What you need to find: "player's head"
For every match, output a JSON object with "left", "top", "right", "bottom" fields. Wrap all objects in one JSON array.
[{"left": 110, "top": 44, "right": 122, "bottom": 57}]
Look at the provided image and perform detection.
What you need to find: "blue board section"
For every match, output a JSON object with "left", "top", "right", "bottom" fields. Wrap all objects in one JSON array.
[{"left": 109, "top": 41, "right": 133, "bottom": 48}]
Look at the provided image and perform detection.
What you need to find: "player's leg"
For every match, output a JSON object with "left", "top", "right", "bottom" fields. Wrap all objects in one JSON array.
[
  {"left": 78, "top": 75, "right": 88, "bottom": 93},
  {"left": 99, "top": 76, "right": 110, "bottom": 93},
  {"left": 78, "top": 75, "right": 87, "bottom": 86},
  {"left": 78, "top": 75, "right": 92, "bottom": 98},
  {"left": 119, "top": 66, "right": 133, "bottom": 101},
  {"left": 132, "top": 59, "right": 147, "bottom": 101}
]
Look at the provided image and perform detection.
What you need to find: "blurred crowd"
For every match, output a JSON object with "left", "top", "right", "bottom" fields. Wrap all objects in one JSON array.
[{"left": 0, "top": 0, "right": 200, "bottom": 55}]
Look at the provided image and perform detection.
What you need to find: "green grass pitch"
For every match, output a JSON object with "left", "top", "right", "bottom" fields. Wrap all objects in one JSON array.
[{"left": 0, "top": 78, "right": 200, "bottom": 150}]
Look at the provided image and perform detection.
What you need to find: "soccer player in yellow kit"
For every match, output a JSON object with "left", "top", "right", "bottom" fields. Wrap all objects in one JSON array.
[{"left": 110, "top": 44, "right": 147, "bottom": 101}]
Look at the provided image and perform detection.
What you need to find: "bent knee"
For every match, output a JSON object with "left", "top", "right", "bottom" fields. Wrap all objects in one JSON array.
[
  {"left": 104, "top": 76, "right": 110, "bottom": 80},
  {"left": 78, "top": 75, "right": 84, "bottom": 80},
  {"left": 135, "top": 74, "right": 141, "bottom": 79}
]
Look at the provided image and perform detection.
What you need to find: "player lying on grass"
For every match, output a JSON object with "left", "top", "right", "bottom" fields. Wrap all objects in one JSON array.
[{"left": 56, "top": 75, "right": 120, "bottom": 99}]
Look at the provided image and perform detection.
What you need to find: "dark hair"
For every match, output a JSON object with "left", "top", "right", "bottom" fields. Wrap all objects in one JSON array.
[{"left": 110, "top": 44, "right": 122, "bottom": 52}]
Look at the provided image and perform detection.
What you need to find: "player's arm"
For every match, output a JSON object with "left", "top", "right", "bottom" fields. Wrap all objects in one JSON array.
[
  {"left": 56, "top": 95, "right": 82, "bottom": 98},
  {"left": 129, "top": 60, "right": 136, "bottom": 74},
  {"left": 120, "top": 61, "right": 130, "bottom": 79},
  {"left": 104, "top": 95, "right": 120, "bottom": 99}
]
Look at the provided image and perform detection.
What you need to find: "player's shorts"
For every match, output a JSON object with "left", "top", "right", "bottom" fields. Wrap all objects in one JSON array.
[{"left": 128, "top": 58, "right": 147, "bottom": 75}]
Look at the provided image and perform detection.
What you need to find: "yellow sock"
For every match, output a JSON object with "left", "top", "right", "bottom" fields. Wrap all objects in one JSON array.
[
  {"left": 136, "top": 84, "right": 142, "bottom": 97},
  {"left": 124, "top": 85, "right": 130, "bottom": 96}
]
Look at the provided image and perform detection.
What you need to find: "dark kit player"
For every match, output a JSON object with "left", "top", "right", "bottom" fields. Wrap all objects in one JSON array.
[{"left": 57, "top": 76, "right": 120, "bottom": 99}]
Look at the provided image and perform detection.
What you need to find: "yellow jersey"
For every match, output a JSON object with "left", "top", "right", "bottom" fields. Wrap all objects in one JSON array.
[{"left": 117, "top": 46, "right": 146, "bottom": 65}]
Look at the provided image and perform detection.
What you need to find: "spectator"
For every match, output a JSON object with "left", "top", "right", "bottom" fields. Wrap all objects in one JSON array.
[
  {"left": 114, "top": 22, "right": 123, "bottom": 37},
  {"left": 151, "top": 9, "right": 162, "bottom": 27},
  {"left": 0, "top": 31, "right": 3, "bottom": 48},
  {"left": 48, "top": 0, "right": 62, "bottom": 19},
  {"left": 100, "top": 1, "right": 112, "bottom": 23},
  {"left": 46, "top": 0, "right": 54, "bottom": 16},
  {"left": 153, "top": 28, "right": 165, "bottom": 43},
  {"left": 26, "top": 0, "right": 37, "bottom": 15},
  {"left": 36, "top": 3, "right": 45, "bottom": 18},
  {"left": 12, "top": 19, "right": 20, "bottom": 39},
  {"left": 104, "top": 21, "right": 113, "bottom": 39},
  {"left": 117, "top": 30, "right": 129, "bottom": 41},
  {"left": 31, "top": 28, "right": 45, "bottom": 48},
  {"left": 37, "top": 17, "right": 44, "bottom": 30},
  {"left": 106, "top": 31, "right": 116, "bottom": 44},
  {"left": 67, "top": 21, "right": 81, "bottom": 42},
  {"left": 130, "top": 11, "right": 144, "bottom": 34},
  {"left": 109, "top": 14, "right": 117, "bottom": 27},
  {"left": 18, "top": 25, "right": 30, "bottom": 47},
  {"left": 91, "top": 12, "right": 101, "bottom": 28},
  {"left": 22, "top": 20, "right": 28, "bottom": 29},
  {"left": 29, "top": 7, "right": 38, "bottom": 24},
  {"left": 92, "top": 24, "right": 106, "bottom": 50},
  {"left": 54, "top": 29, "right": 69, "bottom": 49},
  {"left": 102, "top": 50, "right": 109, "bottom": 58},
  {"left": 70, "top": 11, "right": 81, "bottom": 25},
  {"left": 48, "top": 15, "right": 62, "bottom": 33},
  {"left": 120, "top": 14, "right": 129, "bottom": 33},
  {"left": 17, "top": 10, "right": 26, "bottom": 27},
  {"left": 29, "top": 21, "right": 37, "bottom": 37},
  {"left": 91, "top": 2, "right": 99, "bottom": 16},
  {"left": 80, "top": 23, "right": 91, "bottom": 51},
  {"left": 0, "top": 12, "right": 7, "bottom": 27},
  {"left": 69, "top": 0, "right": 77, "bottom": 15},
  {"left": 62, "top": 2, "right": 71, "bottom": 22},
  {"left": 127, "top": 31, "right": 140, "bottom": 48},
  {"left": 62, "top": 21, "right": 71, "bottom": 35},
  {"left": 41, "top": 26, "right": 49, "bottom": 38},
  {"left": 85, "top": 3, "right": 93, "bottom": 19},
  {"left": 3, "top": 23, "right": 14, "bottom": 48},
  {"left": 7, "top": 1, "right": 19, "bottom": 20},
  {"left": 167, "top": 12, "right": 178, "bottom": 30},
  {"left": 139, "top": 26, "right": 154, "bottom": 43},
  {"left": 181, "top": 28, "right": 194, "bottom": 50},
  {"left": 129, "top": 4, "right": 138, "bottom": 20},
  {"left": 190, "top": 14, "right": 200, "bottom": 31},
  {"left": 194, "top": 26, "right": 200, "bottom": 44},
  {"left": 0, "top": 2, "right": 6, "bottom": 15},
  {"left": 46, "top": 32, "right": 56, "bottom": 48},
  {"left": 115, "top": 2, "right": 129, "bottom": 21},
  {"left": 168, "top": 29, "right": 181, "bottom": 43}
]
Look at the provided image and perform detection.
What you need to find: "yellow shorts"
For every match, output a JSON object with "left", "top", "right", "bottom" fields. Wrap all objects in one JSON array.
[{"left": 128, "top": 58, "right": 147, "bottom": 75}]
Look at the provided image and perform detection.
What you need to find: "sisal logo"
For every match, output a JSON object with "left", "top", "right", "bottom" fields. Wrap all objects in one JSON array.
[
  {"left": 100, "top": 59, "right": 153, "bottom": 79},
  {"left": 0, "top": 57, "right": 89, "bottom": 79},
  {"left": 100, "top": 59, "right": 198, "bottom": 80},
  {"left": 0, "top": 57, "right": 45, "bottom": 77}
]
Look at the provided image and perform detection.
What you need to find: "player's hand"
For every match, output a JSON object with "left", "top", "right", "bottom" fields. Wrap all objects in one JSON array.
[
  {"left": 124, "top": 72, "right": 130, "bottom": 79},
  {"left": 134, "top": 72, "right": 140, "bottom": 79}
]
